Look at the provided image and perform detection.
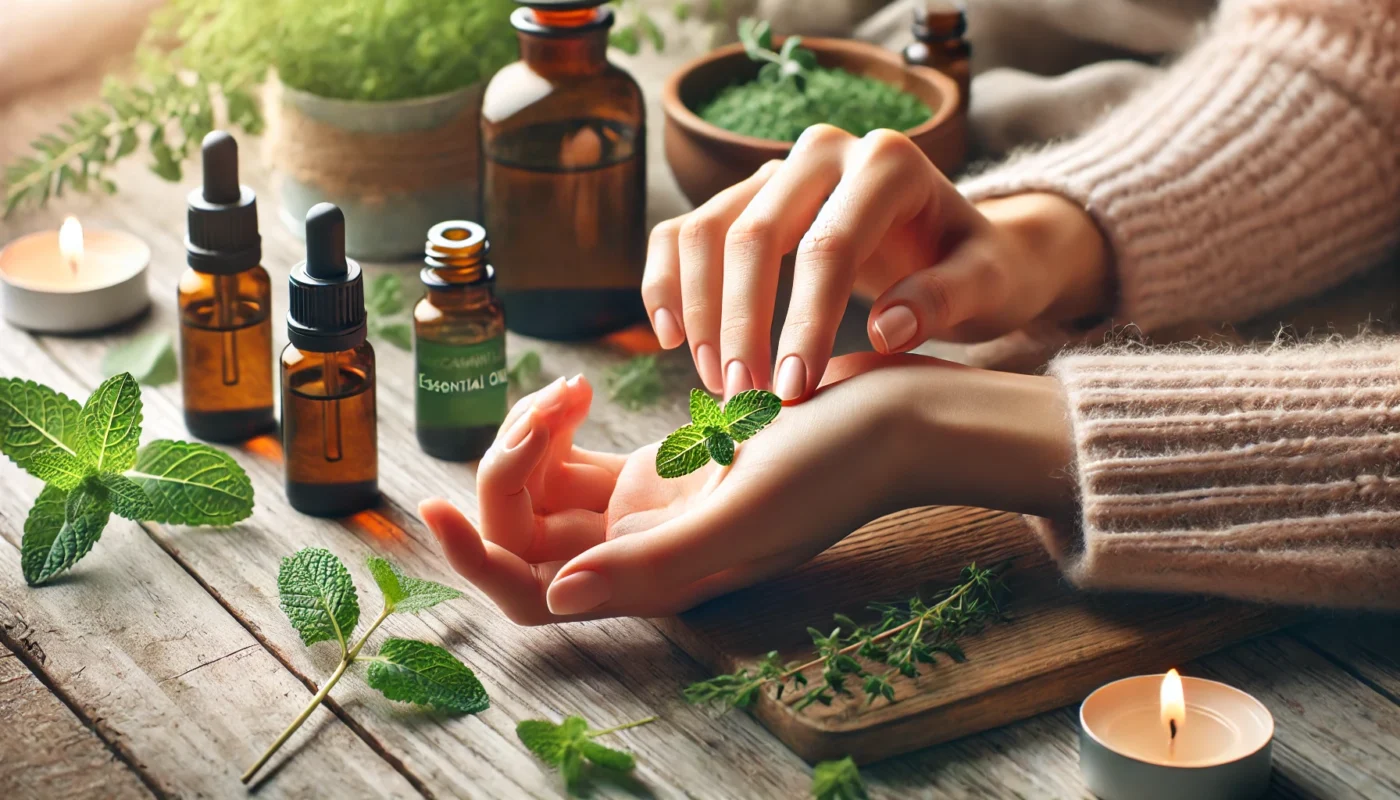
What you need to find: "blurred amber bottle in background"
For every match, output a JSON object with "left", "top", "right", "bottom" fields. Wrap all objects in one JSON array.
[
  {"left": 179, "top": 131, "right": 275, "bottom": 442},
  {"left": 903, "top": 2, "right": 971, "bottom": 109},
  {"left": 481, "top": 0, "right": 647, "bottom": 340}
]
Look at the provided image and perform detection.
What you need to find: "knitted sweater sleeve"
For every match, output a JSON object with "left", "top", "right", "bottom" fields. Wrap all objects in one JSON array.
[
  {"left": 959, "top": 0, "right": 1400, "bottom": 334},
  {"left": 1031, "top": 341, "right": 1400, "bottom": 610}
]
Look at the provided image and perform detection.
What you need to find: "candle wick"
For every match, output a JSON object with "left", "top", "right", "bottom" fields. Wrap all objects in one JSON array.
[{"left": 1169, "top": 719, "right": 1177, "bottom": 740}]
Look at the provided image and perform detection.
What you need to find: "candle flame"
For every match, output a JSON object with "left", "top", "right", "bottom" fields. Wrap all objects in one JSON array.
[
  {"left": 59, "top": 216, "right": 83, "bottom": 274},
  {"left": 1161, "top": 668, "right": 1186, "bottom": 742}
]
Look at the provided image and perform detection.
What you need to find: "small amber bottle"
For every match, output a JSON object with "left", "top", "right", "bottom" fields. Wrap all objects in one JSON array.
[
  {"left": 414, "top": 221, "right": 508, "bottom": 462},
  {"left": 281, "top": 203, "right": 378, "bottom": 517},
  {"left": 481, "top": 0, "right": 647, "bottom": 340},
  {"left": 178, "top": 131, "right": 275, "bottom": 442},
  {"left": 903, "top": 2, "right": 972, "bottom": 109}
]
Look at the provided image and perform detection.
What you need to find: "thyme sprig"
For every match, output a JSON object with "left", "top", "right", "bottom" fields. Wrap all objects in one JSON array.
[{"left": 685, "top": 563, "right": 1009, "bottom": 711}]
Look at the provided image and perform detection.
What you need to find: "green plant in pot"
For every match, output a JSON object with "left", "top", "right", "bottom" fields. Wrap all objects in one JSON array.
[{"left": 2, "top": 0, "right": 667, "bottom": 259}]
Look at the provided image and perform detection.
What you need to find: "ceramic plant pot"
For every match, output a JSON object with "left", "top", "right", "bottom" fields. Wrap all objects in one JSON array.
[
  {"left": 269, "top": 83, "right": 483, "bottom": 261},
  {"left": 661, "top": 36, "right": 966, "bottom": 208}
]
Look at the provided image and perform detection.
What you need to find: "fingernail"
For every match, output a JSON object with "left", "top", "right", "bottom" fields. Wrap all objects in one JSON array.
[
  {"left": 872, "top": 305, "right": 918, "bottom": 353},
  {"left": 503, "top": 409, "right": 534, "bottom": 449},
  {"left": 725, "top": 360, "right": 754, "bottom": 398},
  {"left": 534, "top": 377, "right": 567, "bottom": 411},
  {"left": 696, "top": 343, "right": 722, "bottom": 393},
  {"left": 547, "top": 571, "right": 611, "bottom": 615},
  {"left": 774, "top": 355, "right": 806, "bottom": 401},
  {"left": 566, "top": 373, "right": 584, "bottom": 389},
  {"left": 653, "top": 308, "right": 684, "bottom": 348}
]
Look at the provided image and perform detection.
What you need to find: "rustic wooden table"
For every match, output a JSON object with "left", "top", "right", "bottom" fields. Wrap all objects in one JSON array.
[{"left": 2, "top": 28, "right": 1399, "bottom": 800}]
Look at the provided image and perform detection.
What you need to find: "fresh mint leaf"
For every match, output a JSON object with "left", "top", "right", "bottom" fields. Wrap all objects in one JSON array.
[
  {"left": 507, "top": 351, "right": 545, "bottom": 391},
  {"left": 97, "top": 473, "right": 156, "bottom": 521},
  {"left": 0, "top": 377, "right": 83, "bottom": 477},
  {"left": 366, "top": 274, "right": 406, "bottom": 317},
  {"left": 688, "top": 388, "right": 724, "bottom": 429},
  {"left": 366, "top": 555, "right": 463, "bottom": 614},
  {"left": 21, "top": 482, "right": 111, "bottom": 586},
  {"left": 705, "top": 426, "right": 735, "bottom": 466},
  {"left": 723, "top": 389, "right": 781, "bottom": 441},
  {"left": 77, "top": 373, "right": 142, "bottom": 473},
  {"left": 606, "top": 354, "right": 662, "bottom": 410},
  {"left": 372, "top": 320, "right": 413, "bottom": 351},
  {"left": 366, "top": 638, "right": 489, "bottom": 714},
  {"left": 811, "top": 756, "right": 867, "bottom": 800},
  {"left": 277, "top": 547, "right": 360, "bottom": 649},
  {"left": 517, "top": 715, "right": 653, "bottom": 794},
  {"left": 129, "top": 440, "right": 253, "bottom": 525},
  {"left": 656, "top": 423, "right": 711, "bottom": 478},
  {"left": 103, "top": 332, "right": 177, "bottom": 386},
  {"left": 28, "top": 451, "right": 90, "bottom": 491}
]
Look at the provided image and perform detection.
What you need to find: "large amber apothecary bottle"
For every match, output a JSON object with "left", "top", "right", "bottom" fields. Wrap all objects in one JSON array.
[{"left": 481, "top": 0, "right": 647, "bottom": 340}]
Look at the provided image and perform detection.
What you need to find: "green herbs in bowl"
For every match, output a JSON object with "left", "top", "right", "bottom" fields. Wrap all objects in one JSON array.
[{"left": 696, "top": 19, "right": 934, "bottom": 142}]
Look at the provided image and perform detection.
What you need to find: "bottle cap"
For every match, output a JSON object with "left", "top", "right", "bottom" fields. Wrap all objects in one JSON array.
[
  {"left": 512, "top": 1, "right": 613, "bottom": 35},
  {"left": 422, "top": 220, "right": 493, "bottom": 288},
  {"left": 914, "top": 2, "right": 967, "bottom": 39},
  {"left": 287, "top": 203, "right": 366, "bottom": 352},
  {"left": 186, "top": 131, "right": 261, "bottom": 274}
]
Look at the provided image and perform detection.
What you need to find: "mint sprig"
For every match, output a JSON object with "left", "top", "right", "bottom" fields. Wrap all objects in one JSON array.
[
  {"left": 0, "top": 373, "right": 254, "bottom": 585},
  {"left": 517, "top": 714, "right": 657, "bottom": 795},
  {"left": 811, "top": 756, "right": 867, "bottom": 800},
  {"left": 655, "top": 389, "right": 780, "bottom": 478},
  {"left": 244, "top": 548, "right": 485, "bottom": 784}
]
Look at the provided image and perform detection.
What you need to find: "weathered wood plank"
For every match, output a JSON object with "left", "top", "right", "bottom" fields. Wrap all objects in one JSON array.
[
  {"left": 0, "top": 645, "right": 153, "bottom": 800},
  {"left": 1293, "top": 615, "right": 1400, "bottom": 706},
  {"left": 0, "top": 340, "right": 420, "bottom": 798}
]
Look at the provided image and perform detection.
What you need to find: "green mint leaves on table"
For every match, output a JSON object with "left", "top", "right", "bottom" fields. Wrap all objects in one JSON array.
[
  {"left": 0, "top": 373, "right": 254, "bottom": 585},
  {"left": 656, "top": 389, "right": 780, "bottom": 478},
  {"left": 507, "top": 350, "right": 546, "bottom": 393},
  {"left": 811, "top": 757, "right": 868, "bottom": 800},
  {"left": 517, "top": 714, "right": 657, "bottom": 795},
  {"left": 103, "top": 332, "right": 178, "bottom": 386},
  {"left": 244, "top": 548, "right": 480, "bottom": 784},
  {"left": 606, "top": 353, "right": 664, "bottom": 411},
  {"left": 685, "top": 563, "right": 1009, "bottom": 710},
  {"left": 365, "top": 273, "right": 413, "bottom": 351}
]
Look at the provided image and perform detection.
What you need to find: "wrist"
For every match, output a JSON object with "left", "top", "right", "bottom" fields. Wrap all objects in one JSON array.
[{"left": 976, "top": 192, "right": 1114, "bottom": 326}]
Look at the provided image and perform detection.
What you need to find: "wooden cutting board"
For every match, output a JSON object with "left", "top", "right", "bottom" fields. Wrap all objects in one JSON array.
[{"left": 656, "top": 506, "right": 1295, "bottom": 765}]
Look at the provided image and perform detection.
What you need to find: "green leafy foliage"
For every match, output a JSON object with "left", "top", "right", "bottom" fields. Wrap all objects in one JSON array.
[
  {"left": 365, "top": 273, "right": 414, "bottom": 351},
  {"left": 366, "top": 639, "right": 489, "bottom": 713},
  {"left": 655, "top": 389, "right": 781, "bottom": 478},
  {"left": 5, "top": 0, "right": 519, "bottom": 214},
  {"left": 277, "top": 547, "right": 361, "bottom": 649},
  {"left": 366, "top": 555, "right": 462, "bottom": 614},
  {"left": 811, "top": 757, "right": 867, "bottom": 800},
  {"left": 129, "top": 440, "right": 255, "bottom": 525},
  {"left": 3, "top": 373, "right": 254, "bottom": 585},
  {"left": 21, "top": 483, "right": 112, "bottom": 586},
  {"left": 697, "top": 18, "right": 933, "bottom": 143},
  {"left": 103, "top": 332, "right": 178, "bottom": 386},
  {"left": 606, "top": 354, "right": 663, "bottom": 410},
  {"left": 517, "top": 715, "right": 655, "bottom": 794},
  {"left": 507, "top": 351, "right": 545, "bottom": 392},
  {"left": 249, "top": 549, "right": 482, "bottom": 783},
  {"left": 77, "top": 373, "right": 143, "bottom": 473},
  {"left": 685, "top": 563, "right": 1009, "bottom": 711}
]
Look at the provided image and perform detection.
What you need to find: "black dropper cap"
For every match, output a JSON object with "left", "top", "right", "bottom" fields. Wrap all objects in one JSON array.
[
  {"left": 287, "top": 204, "right": 366, "bottom": 353},
  {"left": 186, "top": 131, "right": 260, "bottom": 274}
]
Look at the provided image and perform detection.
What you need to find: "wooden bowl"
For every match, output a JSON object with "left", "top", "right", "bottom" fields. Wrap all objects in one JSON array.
[{"left": 661, "top": 36, "right": 966, "bottom": 208}]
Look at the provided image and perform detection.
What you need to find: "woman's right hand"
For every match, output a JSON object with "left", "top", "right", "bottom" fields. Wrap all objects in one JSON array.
[{"left": 641, "top": 124, "right": 1112, "bottom": 402}]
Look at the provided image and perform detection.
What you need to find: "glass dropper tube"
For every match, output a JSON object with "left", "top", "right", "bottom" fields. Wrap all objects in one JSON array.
[
  {"left": 214, "top": 273, "right": 240, "bottom": 385},
  {"left": 320, "top": 350, "right": 343, "bottom": 462}
]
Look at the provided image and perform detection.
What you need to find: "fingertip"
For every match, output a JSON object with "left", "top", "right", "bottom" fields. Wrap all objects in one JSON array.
[
  {"left": 420, "top": 500, "right": 486, "bottom": 573},
  {"left": 652, "top": 308, "right": 685, "bottom": 349}
]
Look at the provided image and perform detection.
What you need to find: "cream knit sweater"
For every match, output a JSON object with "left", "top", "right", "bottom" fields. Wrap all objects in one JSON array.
[{"left": 958, "top": 0, "right": 1400, "bottom": 609}]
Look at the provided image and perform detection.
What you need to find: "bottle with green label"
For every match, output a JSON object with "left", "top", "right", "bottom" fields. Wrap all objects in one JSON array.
[{"left": 413, "top": 220, "right": 508, "bottom": 461}]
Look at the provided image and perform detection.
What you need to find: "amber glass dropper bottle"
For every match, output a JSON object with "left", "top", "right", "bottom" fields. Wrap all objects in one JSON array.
[
  {"left": 281, "top": 203, "right": 378, "bottom": 517},
  {"left": 903, "top": 1, "right": 971, "bottom": 109},
  {"left": 414, "top": 221, "right": 507, "bottom": 462},
  {"left": 178, "top": 131, "right": 275, "bottom": 442},
  {"left": 481, "top": 0, "right": 647, "bottom": 340}
]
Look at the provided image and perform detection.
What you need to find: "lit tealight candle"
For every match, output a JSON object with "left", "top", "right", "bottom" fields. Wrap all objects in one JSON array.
[
  {"left": 1080, "top": 670, "right": 1274, "bottom": 800},
  {"left": 0, "top": 216, "right": 150, "bottom": 333}
]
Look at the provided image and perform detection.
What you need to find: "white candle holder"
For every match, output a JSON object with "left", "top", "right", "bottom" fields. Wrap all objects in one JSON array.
[
  {"left": 0, "top": 227, "right": 151, "bottom": 334},
  {"left": 1080, "top": 674, "right": 1273, "bottom": 800}
]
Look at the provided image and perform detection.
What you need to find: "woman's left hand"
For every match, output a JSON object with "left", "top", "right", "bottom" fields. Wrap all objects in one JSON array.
[{"left": 420, "top": 355, "right": 1074, "bottom": 624}]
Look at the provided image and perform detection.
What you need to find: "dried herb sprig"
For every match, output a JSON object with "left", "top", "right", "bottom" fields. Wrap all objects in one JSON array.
[{"left": 684, "top": 563, "right": 1009, "bottom": 711}]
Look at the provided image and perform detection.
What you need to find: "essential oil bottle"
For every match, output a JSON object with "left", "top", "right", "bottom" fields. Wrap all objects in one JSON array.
[
  {"left": 413, "top": 221, "right": 508, "bottom": 462},
  {"left": 281, "top": 203, "right": 378, "bottom": 517},
  {"left": 903, "top": 2, "right": 971, "bottom": 108},
  {"left": 178, "top": 131, "right": 275, "bottom": 442},
  {"left": 481, "top": 0, "right": 647, "bottom": 340}
]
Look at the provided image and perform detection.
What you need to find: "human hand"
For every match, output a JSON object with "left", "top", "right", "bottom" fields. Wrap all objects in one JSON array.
[
  {"left": 420, "top": 357, "right": 1075, "bottom": 624},
  {"left": 641, "top": 124, "right": 1112, "bottom": 401}
]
